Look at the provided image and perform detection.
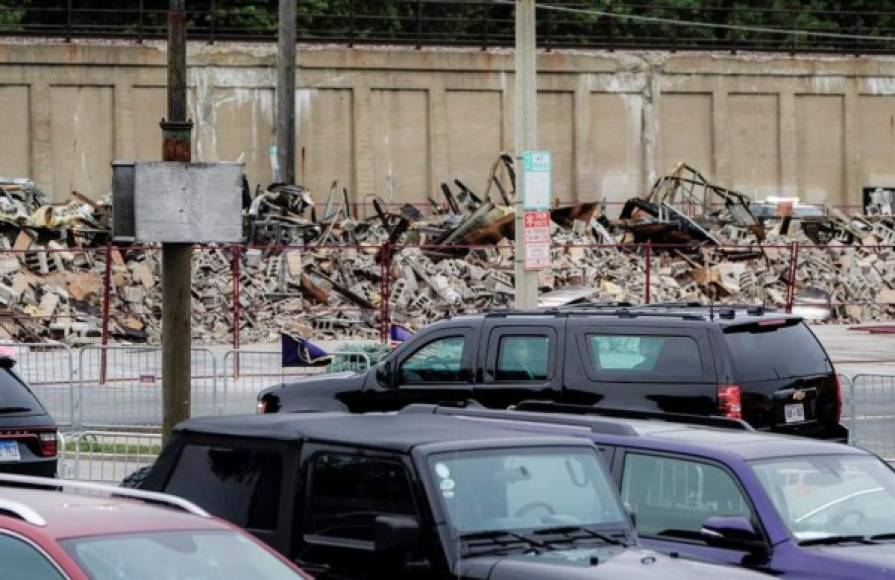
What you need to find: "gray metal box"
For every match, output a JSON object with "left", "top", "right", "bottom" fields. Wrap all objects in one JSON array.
[
  {"left": 111, "top": 162, "right": 135, "bottom": 241},
  {"left": 134, "top": 162, "right": 244, "bottom": 243}
]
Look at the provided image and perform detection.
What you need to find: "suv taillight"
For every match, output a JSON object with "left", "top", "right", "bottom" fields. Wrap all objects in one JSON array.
[
  {"left": 38, "top": 432, "right": 58, "bottom": 457},
  {"left": 834, "top": 374, "right": 843, "bottom": 421},
  {"left": 717, "top": 384, "right": 742, "bottom": 420}
]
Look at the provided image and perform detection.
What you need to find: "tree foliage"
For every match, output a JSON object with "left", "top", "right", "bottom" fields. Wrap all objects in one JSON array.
[{"left": 0, "top": 1, "right": 893, "bottom": 50}]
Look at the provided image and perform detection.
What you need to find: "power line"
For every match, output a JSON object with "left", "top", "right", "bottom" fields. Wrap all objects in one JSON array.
[{"left": 492, "top": 0, "right": 895, "bottom": 43}]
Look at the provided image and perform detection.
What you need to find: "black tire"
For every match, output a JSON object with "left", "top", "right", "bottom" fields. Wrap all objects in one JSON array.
[{"left": 120, "top": 465, "right": 153, "bottom": 489}]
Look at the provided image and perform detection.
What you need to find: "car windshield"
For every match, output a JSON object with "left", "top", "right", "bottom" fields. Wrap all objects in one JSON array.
[
  {"left": 429, "top": 447, "right": 626, "bottom": 535},
  {"left": 63, "top": 530, "right": 305, "bottom": 580},
  {"left": 752, "top": 455, "right": 895, "bottom": 542}
]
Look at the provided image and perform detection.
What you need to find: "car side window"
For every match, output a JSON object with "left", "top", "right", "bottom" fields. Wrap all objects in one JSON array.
[
  {"left": 308, "top": 453, "right": 417, "bottom": 543},
  {"left": 621, "top": 453, "right": 754, "bottom": 541},
  {"left": 588, "top": 335, "right": 702, "bottom": 376},
  {"left": 164, "top": 444, "right": 283, "bottom": 531},
  {"left": 495, "top": 336, "right": 550, "bottom": 381},
  {"left": 399, "top": 336, "right": 466, "bottom": 383},
  {"left": 0, "top": 534, "right": 64, "bottom": 580}
]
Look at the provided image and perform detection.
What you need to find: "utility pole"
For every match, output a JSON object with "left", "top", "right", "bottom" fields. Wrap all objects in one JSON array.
[
  {"left": 276, "top": 0, "right": 297, "bottom": 184},
  {"left": 514, "top": 0, "right": 538, "bottom": 309},
  {"left": 160, "top": 0, "right": 192, "bottom": 441}
]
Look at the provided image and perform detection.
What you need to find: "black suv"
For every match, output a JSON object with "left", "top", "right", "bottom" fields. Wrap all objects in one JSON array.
[
  {"left": 259, "top": 305, "right": 846, "bottom": 441},
  {"left": 136, "top": 412, "right": 766, "bottom": 579},
  {"left": 0, "top": 354, "right": 58, "bottom": 476}
]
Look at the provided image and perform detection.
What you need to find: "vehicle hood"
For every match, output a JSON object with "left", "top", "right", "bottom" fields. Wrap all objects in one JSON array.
[
  {"left": 461, "top": 546, "right": 767, "bottom": 579},
  {"left": 259, "top": 372, "right": 367, "bottom": 412},
  {"left": 810, "top": 543, "right": 895, "bottom": 571}
]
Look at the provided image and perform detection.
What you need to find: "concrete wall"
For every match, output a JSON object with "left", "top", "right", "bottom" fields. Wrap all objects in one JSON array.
[{"left": 2, "top": 41, "right": 895, "bottom": 210}]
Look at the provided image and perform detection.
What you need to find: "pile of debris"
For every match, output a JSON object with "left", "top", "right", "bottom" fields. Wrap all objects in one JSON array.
[{"left": 0, "top": 160, "right": 893, "bottom": 345}]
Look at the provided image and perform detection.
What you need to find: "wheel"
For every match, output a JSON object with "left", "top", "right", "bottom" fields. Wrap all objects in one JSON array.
[{"left": 120, "top": 465, "right": 153, "bottom": 489}]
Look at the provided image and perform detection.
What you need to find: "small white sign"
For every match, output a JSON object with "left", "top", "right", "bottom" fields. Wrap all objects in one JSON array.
[
  {"left": 522, "top": 151, "right": 552, "bottom": 210},
  {"left": 523, "top": 211, "right": 551, "bottom": 270}
]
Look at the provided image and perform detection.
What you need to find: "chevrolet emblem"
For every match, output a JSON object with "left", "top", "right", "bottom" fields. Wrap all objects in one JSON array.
[{"left": 792, "top": 390, "right": 807, "bottom": 402}]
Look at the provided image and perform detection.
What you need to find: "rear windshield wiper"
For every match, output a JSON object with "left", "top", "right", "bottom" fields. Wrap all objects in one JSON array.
[
  {"left": 533, "top": 525, "right": 627, "bottom": 547},
  {"left": 0, "top": 406, "right": 30, "bottom": 414},
  {"left": 869, "top": 533, "right": 895, "bottom": 542},
  {"left": 799, "top": 535, "right": 877, "bottom": 546}
]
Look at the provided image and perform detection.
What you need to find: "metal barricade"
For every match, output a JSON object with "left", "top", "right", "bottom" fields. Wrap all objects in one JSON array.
[
  {"left": 0, "top": 342, "right": 76, "bottom": 429},
  {"left": 837, "top": 373, "right": 856, "bottom": 440},
  {"left": 77, "top": 346, "right": 219, "bottom": 430},
  {"left": 61, "top": 431, "right": 161, "bottom": 483},
  {"left": 221, "top": 350, "right": 372, "bottom": 415},
  {"left": 849, "top": 374, "right": 895, "bottom": 460}
]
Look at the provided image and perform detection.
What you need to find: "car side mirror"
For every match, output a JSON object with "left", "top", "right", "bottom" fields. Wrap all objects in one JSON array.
[
  {"left": 701, "top": 516, "right": 765, "bottom": 552},
  {"left": 376, "top": 361, "right": 396, "bottom": 388},
  {"left": 374, "top": 515, "right": 420, "bottom": 555}
]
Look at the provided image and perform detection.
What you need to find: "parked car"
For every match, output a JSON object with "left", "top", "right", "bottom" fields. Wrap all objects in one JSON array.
[
  {"left": 0, "top": 473, "right": 312, "bottom": 580},
  {"left": 0, "top": 352, "right": 58, "bottom": 476},
  {"left": 412, "top": 403, "right": 895, "bottom": 579},
  {"left": 135, "top": 412, "right": 768, "bottom": 579},
  {"left": 259, "top": 304, "right": 847, "bottom": 441}
]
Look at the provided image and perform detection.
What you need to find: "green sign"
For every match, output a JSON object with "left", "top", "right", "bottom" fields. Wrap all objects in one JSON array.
[{"left": 522, "top": 151, "right": 552, "bottom": 210}]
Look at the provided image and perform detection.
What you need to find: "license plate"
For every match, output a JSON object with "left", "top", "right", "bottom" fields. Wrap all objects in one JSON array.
[
  {"left": 784, "top": 403, "right": 806, "bottom": 423},
  {"left": 0, "top": 440, "right": 20, "bottom": 462}
]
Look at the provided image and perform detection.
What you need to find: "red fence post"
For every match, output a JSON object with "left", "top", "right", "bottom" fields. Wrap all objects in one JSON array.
[
  {"left": 231, "top": 243, "right": 242, "bottom": 378},
  {"left": 644, "top": 242, "right": 652, "bottom": 305},
  {"left": 785, "top": 241, "right": 800, "bottom": 313},
  {"left": 100, "top": 244, "right": 112, "bottom": 385}
]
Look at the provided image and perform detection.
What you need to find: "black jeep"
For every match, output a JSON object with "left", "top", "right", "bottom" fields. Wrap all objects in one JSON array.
[
  {"left": 259, "top": 304, "right": 846, "bottom": 441},
  {"left": 136, "top": 412, "right": 766, "bottom": 579}
]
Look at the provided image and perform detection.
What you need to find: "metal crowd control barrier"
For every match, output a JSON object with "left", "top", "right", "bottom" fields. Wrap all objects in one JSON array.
[
  {"left": 77, "top": 346, "right": 219, "bottom": 430},
  {"left": 0, "top": 342, "right": 76, "bottom": 429},
  {"left": 849, "top": 374, "right": 895, "bottom": 460},
  {"left": 61, "top": 431, "right": 162, "bottom": 483},
  {"left": 221, "top": 350, "right": 372, "bottom": 415}
]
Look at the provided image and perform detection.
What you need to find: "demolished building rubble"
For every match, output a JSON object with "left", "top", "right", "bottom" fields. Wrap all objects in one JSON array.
[{"left": 0, "top": 161, "right": 893, "bottom": 344}]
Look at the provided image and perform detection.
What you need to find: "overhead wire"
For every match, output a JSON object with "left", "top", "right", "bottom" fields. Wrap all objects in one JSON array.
[{"left": 489, "top": 0, "right": 895, "bottom": 43}]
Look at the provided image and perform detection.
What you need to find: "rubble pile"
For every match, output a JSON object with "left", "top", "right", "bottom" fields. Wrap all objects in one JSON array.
[{"left": 0, "top": 160, "right": 893, "bottom": 344}]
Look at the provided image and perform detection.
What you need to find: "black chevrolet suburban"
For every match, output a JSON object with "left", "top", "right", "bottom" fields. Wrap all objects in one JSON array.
[
  {"left": 136, "top": 412, "right": 766, "bottom": 579},
  {"left": 259, "top": 305, "right": 846, "bottom": 441}
]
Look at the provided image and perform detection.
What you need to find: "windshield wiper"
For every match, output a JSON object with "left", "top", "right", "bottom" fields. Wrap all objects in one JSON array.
[
  {"left": 799, "top": 535, "right": 877, "bottom": 546},
  {"left": 533, "top": 525, "right": 627, "bottom": 547},
  {"left": 869, "top": 533, "right": 895, "bottom": 542},
  {"left": 458, "top": 530, "right": 545, "bottom": 556},
  {"left": 0, "top": 406, "right": 30, "bottom": 414}
]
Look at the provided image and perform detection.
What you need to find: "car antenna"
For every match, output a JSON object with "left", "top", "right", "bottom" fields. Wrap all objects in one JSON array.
[{"left": 709, "top": 295, "right": 715, "bottom": 321}]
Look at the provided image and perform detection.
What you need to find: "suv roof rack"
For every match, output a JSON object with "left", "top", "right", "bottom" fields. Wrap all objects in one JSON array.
[
  {"left": 513, "top": 401, "right": 755, "bottom": 431},
  {"left": 0, "top": 474, "right": 211, "bottom": 520}
]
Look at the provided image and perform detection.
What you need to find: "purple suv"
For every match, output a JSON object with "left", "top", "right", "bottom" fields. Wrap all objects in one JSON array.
[{"left": 413, "top": 404, "right": 895, "bottom": 579}]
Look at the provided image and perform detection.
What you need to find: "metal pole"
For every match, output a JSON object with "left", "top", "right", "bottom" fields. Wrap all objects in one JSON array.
[
  {"left": 644, "top": 242, "right": 652, "bottom": 304},
  {"left": 160, "top": 0, "right": 193, "bottom": 442},
  {"left": 514, "top": 0, "right": 538, "bottom": 309},
  {"left": 231, "top": 243, "right": 241, "bottom": 378},
  {"left": 786, "top": 241, "right": 800, "bottom": 314},
  {"left": 276, "top": 0, "right": 297, "bottom": 184}
]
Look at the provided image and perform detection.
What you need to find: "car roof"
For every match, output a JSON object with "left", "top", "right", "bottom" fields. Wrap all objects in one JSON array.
[
  {"left": 176, "top": 412, "right": 594, "bottom": 454},
  {"left": 0, "top": 487, "right": 231, "bottom": 539},
  {"left": 412, "top": 406, "right": 865, "bottom": 462}
]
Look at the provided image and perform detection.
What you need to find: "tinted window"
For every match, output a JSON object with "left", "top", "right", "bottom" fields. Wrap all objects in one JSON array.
[
  {"left": 64, "top": 530, "right": 302, "bottom": 580},
  {"left": 0, "top": 534, "right": 64, "bottom": 580},
  {"left": 588, "top": 335, "right": 702, "bottom": 376},
  {"left": 724, "top": 322, "right": 829, "bottom": 381},
  {"left": 165, "top": 445, "right": 282, "bottom": 530},
  {"left": 621, "top": 453, "right": 754, "bottom": 539},
  {"left": 309, "top": 454, "right": 416, "bottom": 542},
  {"left": 496, "top": 336, "right": 550, "bottom": 381},
  {"left": 399, "top": 336, "right": 465, "bottom": 383},
  {"left": 0, "top": 369, "right": 44, "bottom": 413}
]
